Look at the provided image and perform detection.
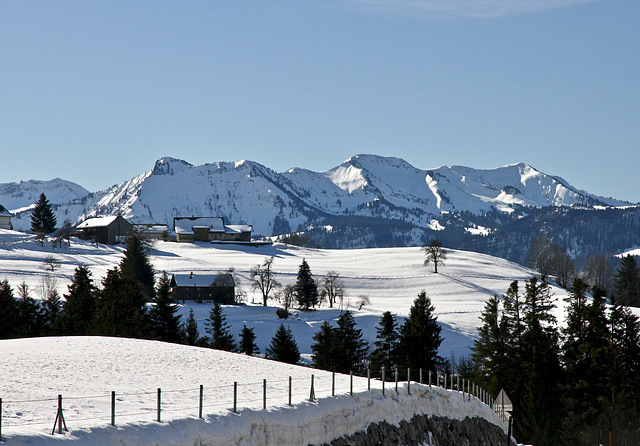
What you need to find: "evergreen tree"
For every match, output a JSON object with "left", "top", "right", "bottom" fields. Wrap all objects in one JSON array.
[
  {"left": 370, "top": 311, "right": 399, "bottom": 374},
  {"left": 516, "top": 278, "right": 563, "bottom": 446},
  {"left": 471, "top": 295, "right": 510, "bottom": 396},
  {"left": 613, "top": 254, "right": 640, "bottom": 307},
  {"left": 184, "top": 308, "right": 200, "bottom": 346},
  {"left": 120, "top": 232, "right": 156, "bottom": 300},
  {"left": 0, "top": 280, "right": 18, "bottom": 339},
  {"left": 311, "top": 321, "right": 338, "bottom": 371},
  {"left": 238, "top": 325, "right": 260, "bottom": 356},
  {"left": 93, "top": 267, "right": 151, "bottom": 338},
  {"left": 149, "top": 272, "right": 183, "bottom": 343},
  {"left": 396, "top": 290, "right": 443, "bottom": 373},
  {"left": 60, "top": 266, "right": 97, "bottom": 335},
  {"left": 41, "top": 288, "right": 63, "bottom": 335},
  {"left": 609, "top": 303, "right": 640, "bottom": 413},
  {"left": 333, "top": 310, "right": 369, "bottom": 374},
  {"left": 294, "top": 258, "right": 318, "bottom": 310},
  {"left": 15, "top": 282, "right": 45, "bottom": 337},
  {"left": 265, "top": 323, "right": 300, "bottom": 364},
  {"left": 205, "top": 304, "right": 236, "bottom": 351},
  {"left": 30, "top": 193, "right": 57, "bottom": 235},
  {"left": 560, "top": 280, "right": 611, "bottom": 441}
]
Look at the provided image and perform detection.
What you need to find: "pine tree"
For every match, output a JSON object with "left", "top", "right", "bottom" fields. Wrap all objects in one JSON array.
[
  {"left": 560, "top": 279, "right": 611, "bottom": 440},
  {"left": 30, "top": 193, "right": 57, "bottom": 235},
  {"left": 149, "top": 272, "right": 183, "bottom": 343},
  {"left": 311, "top": 321, "right": 337, "bottom": 371},
  {"left": 41, "top": 288, "right": 63, "bottom": 335},
  {"left": 294, "top": 258, "right": 318, "bottom": 310},
  {"left": 184, "top": 308, "right": 200, "bottom": 346},
  {"left": 0, "top": 280, "right": 18, "bottom": 339},
  {"left": 471, "top": 295, "right": 510, "bottom": 396},
  {"left": 396, "top": 290, "right": 444, "bottom": 373},
  {"left": 205, "top": 304, "right": 236, "bottom": 351},
  {"left": 238, "top": 325, "right": 260, "bottom": 356},
  {"left": 609, "top": 303, "right": 640, "bottom": 413},
  {"left": 265, "top": 323, "right": 300, "bottom": 364},
  {"left": 15, "top": 282, "right": 45, "bottom": 337},
  {"left": 60, "top": 266, "right": 97, "bottom": 335},
  {"left": 370, "top": 311, "right": 399, "bottom": 374},
  {"left": 93, "top": 267, "right": 151, "bottom": 338},
  {"left": 120, "top": 231, "right": 156, "bottom": 300},
  {"left": 613, "top": 254, "right": 640, "bottom": 307},
  {"left": 334, "top": 310, "right": 369, "bottom": 374}
]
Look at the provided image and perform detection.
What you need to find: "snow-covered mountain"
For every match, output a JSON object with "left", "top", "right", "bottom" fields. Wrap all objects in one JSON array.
[
  {"left": 5, "top": 154, "right": 630, "bottom": 237},
  {"left": 0, "top": 178, "right": 89, "bottom": 213}
]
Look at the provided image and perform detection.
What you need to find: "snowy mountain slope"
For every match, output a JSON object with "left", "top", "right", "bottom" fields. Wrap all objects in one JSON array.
[
  {"left": 0, "top": 178, "right": 89, "bottom": 212},
  {"left": 8, "top": 154, "right": 631, "bottom": 237},
  {"left": 0, "top": 336, "right": 504, "bottom": 445}
]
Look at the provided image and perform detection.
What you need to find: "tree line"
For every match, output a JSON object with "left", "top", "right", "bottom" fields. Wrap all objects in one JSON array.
[{"left": 469, "top": 255, "right": 640, "bottom": 446}]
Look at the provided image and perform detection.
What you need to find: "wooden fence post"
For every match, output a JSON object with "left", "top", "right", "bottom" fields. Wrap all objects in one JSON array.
[
  {"left": 157, "top": 388, "right": 162, "bottom": 422},
  {"left": 395, "top": 367, "right": 398, "bottom": 393},
  {"left": 332, "top": 372, "right": 335, "bottom": 397},
  {"left": 51, "top": 394, "right": 67, "bottom": 435},
  {"left": 1, "top": 397, "right": 3, "bottom": 442},
  {"left": 111, "top": 391, "right": 116, "bottom": 426},
  {"left": 199, "top": 385, "right": 204, "bottom": 419},
  {"left": 233, "top": 382, "right": 238, "bottom": 413},
  {"left": 309, "top": 375, "right": 316, "bottom": 402},
  {"left": 367, "top": 368, "right": 371, "bottom": 391},
  {"left": 407, "top": 368, "right": 411, "bottom": 395},
  {"left": 263, "top": 379, "right": 267, "bottom": 410},
  {"left": 288, "top": 377, "right": 292, "bottom": 407},
  {"left": 382, "top": 367, "right": 386, "bottom": 397}
]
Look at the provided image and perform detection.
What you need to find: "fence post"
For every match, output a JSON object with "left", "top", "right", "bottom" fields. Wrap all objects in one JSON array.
[
  {"left": 332, "top": 372, "right": 335, "bottom": 397},
  {"left": 288, "top": 377, "right": 292, "bottom": 407},
  {"left": 395, "top": 367, "right": 398, "bottom": 393},
  {"left": 233, "top": 382, "right": 238, "bottom": 413},
  {"left": 1, "top": 397, "right": 3, "bottom": 442},
  {"left": 444, "top": 374, "right": 447, "bottom": 389},
  {"left": 263, "top": 379, "right": 267, "bottom": 410},
  {"left": 309, "top": 375, "right": 316, "bottom": 402},
  {"left": 382, "top": 367, "right": 386, "bottom": 397},
  {"left": 157, "top": 388, "right": 162, "bottom": 422},
  {"left": 198, "top": 385, "right": 203, "bottom": 419},
  {"left": 111, "top": 391, "right": 116, "bottom": 426},
  {"left": 407, "top": 368, "right": 411, "bottom": 395},
  {"left": 457, "top": 375, "right": 460, "bottom": 393},
  {"left": 367, "top": 368, "right": 371, "bottom": 391},
  {"left": 420, "top": 368, "right": 423, "bottom": 385},
  {"left": 52, "top": 394, "right": 67, "bottom": 435},
  {"left": 350, "top": 371, "right": 353, "bottom": 397},
  {"left": 429, "top": 370, "right": 432, "bottom": 387}
]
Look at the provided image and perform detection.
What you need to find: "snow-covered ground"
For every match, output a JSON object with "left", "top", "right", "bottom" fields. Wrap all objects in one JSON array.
[
  {"left": 0, "top": 228, "right": 570, "bottom": 362},
  {"left": 0, "top": 337, "right": 503, "bottom": 445}
]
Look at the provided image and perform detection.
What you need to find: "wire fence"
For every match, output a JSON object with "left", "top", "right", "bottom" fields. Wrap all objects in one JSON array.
[{"left": 0, "top": 368, "right": 496, "bottom": 442}]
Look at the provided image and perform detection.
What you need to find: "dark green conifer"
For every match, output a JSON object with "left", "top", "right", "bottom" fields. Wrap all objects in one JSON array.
[
  {"left": 205, "top": 304, "right": 236, "bottom": 351},
  {"left": 613, "top": 254, "right": 640, "bottom": 307},
  {"left": 334, "top": 310, "right": 369, "bottom": 374},
  {"left": 370, "top": 311, "right": 399, "bottom": 374},
  {"left": 184, "top": 308, "right": 200, "bottom": 346},
  {"left": 0, "top": 280, "right": 18, "bottom": 339},
  {"left": 149, "top": 272, "right": 183, "bottom": 343},
  {"left": 238, "top": 325, "right": 260, "bottom": 356},
  {"left": 294, "top": 258, "right": 318, "bottom": 310},
  {"left": 120, "top": 232, "right": 155, "bottom": 300},
  {"left": 30, "top": 193, "right": 57, "bottom": 234},
  {"left": 60, "top": 266, "right": 97, "bottom": 335},
  {"left": 265, "top": 323, "right": 300, "bottom": 364},
  {"left": 311, "top": 321, "right": 337, "bottom": 371}
]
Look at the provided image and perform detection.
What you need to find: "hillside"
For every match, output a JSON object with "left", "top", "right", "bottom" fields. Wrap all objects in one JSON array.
[
  {"left": 0, "top": 337, "right": 504, "bottom": 445},
  {"left": 0, "top": 228, "right": 570, "bottom": 361}
]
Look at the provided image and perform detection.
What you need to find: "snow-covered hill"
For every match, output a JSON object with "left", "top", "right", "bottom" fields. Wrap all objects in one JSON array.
[
  {"left": 0, "top": 178, "right": 89, "bottom": 214},
  {"left": 5, "top": 154, "right": 630, "bottom": 236},
  {"left": 0, "top": 337, "right": 504, "bottom": 445}
]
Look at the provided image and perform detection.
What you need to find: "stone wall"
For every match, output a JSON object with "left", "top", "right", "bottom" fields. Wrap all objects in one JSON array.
[{"left": 323, "top": 414, "right": 512, "bottom": 446}]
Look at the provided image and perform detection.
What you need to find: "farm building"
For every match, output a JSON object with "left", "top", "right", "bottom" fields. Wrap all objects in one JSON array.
[
  {"left": 0, "top": 205, "right": 12, "bottom": 230},
  {"left": 170, "top": 272, "right": 236, "bottom": 304},
  {"left": 173, "top": 217, "right": 252, "bottom": 243},
  {"left": 76, "top": 215, "right": 133, "bottom": 245}
]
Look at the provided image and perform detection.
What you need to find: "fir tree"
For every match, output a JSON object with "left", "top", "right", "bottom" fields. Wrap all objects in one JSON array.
[
  {"left": 396, "top": 290, "right": 443, "bottom": 373},
  {"left": 41, "top": 288, "right": 63, "bottom": 335},
  {"left": 184, "top": 308, "right": 200, "bottom": 346},
  {"left": 120, "top": 231, "right": 155, "bottom": 300},
  {"left": 311, "top": 321, "right": 337, "bottom": 371},
  {"left": 294, "top": 258, "right": 318, "bottom": 310},
  {"left": 15, "top": 282, "right": 45, "bottom": 337},
  {"left": 93, "top": 267, "right": 151, "bottom": 338},
  {"left": 149, "top": 272, "right": 183, "bottom": 343},
  {"left": 0, "top": 279, "right": 18, "bottom": 339},
  {"left": 334, "top": 310, "right": 369, "bottom": 374},
  {"left": 370, "top": 311, "right": 399, "bottom": 374},
  {"left": 205, "top": 304, "right": 236, "bottom": 351},
  {"left": 609, "top": 303, "right": 640, "bottom": 412},
  {"left": 60, "top": 266, "right": 97, "bottom": 335},
  {"left": 265, "top": 323, "right": 300, "bottom": 364},
  {"left": 238, "top": 325, "right": 260, "bottom": 356},
  {"left": 471, "top": 295, "right": 510, "bottom": 396},
  {"left": 30, "top": 193, "right": 57, "bottom": 235},
  {"left": 613, "top": 254, "right": 640, "bottom": 307}
]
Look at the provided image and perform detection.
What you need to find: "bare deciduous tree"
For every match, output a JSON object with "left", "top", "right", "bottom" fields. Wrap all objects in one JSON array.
[
  {"left": 42, "top": 255, "right": 61, "bottom": 272},
  {"left": 321, "top": 270, "right": 345, "bottom": 308},
  {"left": 421, "top": 239, "right": 447, "bottom": 273},
  {"left": 250, "top": 257, "right": 280, "bottom": 306}
]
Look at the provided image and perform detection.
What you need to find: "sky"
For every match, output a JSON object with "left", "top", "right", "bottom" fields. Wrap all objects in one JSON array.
[{"left": 1, "top": 0, "right": 638, "bottom": 202}]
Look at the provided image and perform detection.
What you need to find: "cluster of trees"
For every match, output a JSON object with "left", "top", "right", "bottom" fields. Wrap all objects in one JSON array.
[{"left": 470, "top": 261, "right": 640, "bottom": 445}]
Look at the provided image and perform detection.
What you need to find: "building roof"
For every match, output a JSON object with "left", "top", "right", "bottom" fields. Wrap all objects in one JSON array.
[
  {"left": 224, "top": 224, "right": 253, "bottom": 234},
  {"left": 0, "top": 205, "right": 12, "bottom": 217},
  {"left": 77, "top": 216, "right": 120, "bottom": 229},
  {"left": 134, "top": 224, "right": 170, "bottom": 234},
  {"left": 174, "top": 217, "right": 225, "bottom": 234},
  {"left": 171, "top": 273, "right": 235, "bottom": 288}
]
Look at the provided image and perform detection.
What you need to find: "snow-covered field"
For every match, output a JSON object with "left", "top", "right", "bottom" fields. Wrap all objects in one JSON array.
[
  {"left": 0, "top": 337, "right": 503, "bottom": 445},
  {"left": 0, "top": 228, "right": 570, "bottom": 361},
  {"left": 0, "top": 229, "right": 565, "bottom": 444}
]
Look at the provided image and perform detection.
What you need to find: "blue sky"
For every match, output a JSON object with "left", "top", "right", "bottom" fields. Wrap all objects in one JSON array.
[{"left": 1, "top": 0, "right": 638, "bottom": 202}]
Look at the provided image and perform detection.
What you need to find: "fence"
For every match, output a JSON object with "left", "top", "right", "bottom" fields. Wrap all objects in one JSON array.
[{"left": 0, "top": 368, "right": 495, "bottom": 442}]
